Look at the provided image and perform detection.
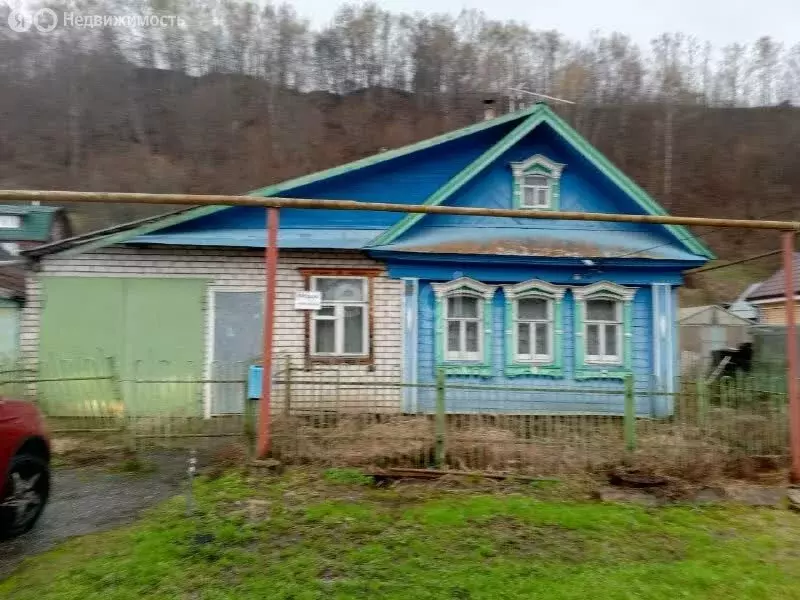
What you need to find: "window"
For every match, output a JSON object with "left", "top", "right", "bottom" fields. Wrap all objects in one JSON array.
[
  {"left": 584, "top": 298, "right": 622, "bottom": 364},
  {"left": 521, "top": 175, "right": 551, "bottom": 208},
  {"left": 310, "top": 277, "right": 368, "bottom": 356},
  {"left": 0, "top": 215, "right": 21, "bottom": 229},
  {"left": 515, "top": 296, "right": 552, "bottom": 362},
  {"left": 572, "top": 281, "right": 637, "bottom": 379},
  {"left": 503, "top": 279, "right": 566, "bottom": 376},
  {"left": 445, "top": 293, "right": 482, "bottom": 361},
  {"left": 432, "top": 277, "right": 497, "bottom": 374},
  {"left": 511, "top": 154, "right": 565, "bottom": 211}
]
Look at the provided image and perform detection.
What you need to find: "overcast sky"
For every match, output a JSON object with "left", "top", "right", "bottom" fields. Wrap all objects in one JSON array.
[{"left": 291, "top": 0, "right": 797, "bottom": 47}]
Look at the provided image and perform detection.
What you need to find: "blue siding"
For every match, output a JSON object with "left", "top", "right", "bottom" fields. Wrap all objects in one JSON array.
[
  {"left": 134, "top": 121, "right": 521, "bottom": 245},
  {"left": 385, "top": 123, "right": 705, "bottom": 262},
  {"left": 416, "top": 281, "right": 659, "bottom": 416}
]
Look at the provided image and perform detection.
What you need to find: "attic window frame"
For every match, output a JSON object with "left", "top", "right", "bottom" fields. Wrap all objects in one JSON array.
[{"left": 511, "top": 154, "right": 565, "bottom": 212}]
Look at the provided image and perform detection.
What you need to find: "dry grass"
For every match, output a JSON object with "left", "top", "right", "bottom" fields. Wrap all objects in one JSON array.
[{"left": 270, "top": 412, "right": 788, "bottom": 483}]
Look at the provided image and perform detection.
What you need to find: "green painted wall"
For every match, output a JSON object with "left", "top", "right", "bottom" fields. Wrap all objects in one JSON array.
[{"left": 39, "top": 276, "right": 207, "bottom": 416}]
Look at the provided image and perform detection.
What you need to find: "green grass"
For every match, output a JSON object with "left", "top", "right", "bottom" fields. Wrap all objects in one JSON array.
[{"left": 4, "top": 471, "right": 800, "bottom": 599}]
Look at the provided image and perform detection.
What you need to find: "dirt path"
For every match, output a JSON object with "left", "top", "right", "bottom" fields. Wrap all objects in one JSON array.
[{"left": 0, "top": 452, "right": 190, "bottom": 579}]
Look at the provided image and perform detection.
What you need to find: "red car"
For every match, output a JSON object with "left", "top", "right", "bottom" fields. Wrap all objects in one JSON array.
[{"left": 0, "top": 398, "right": 50, "bottom": 539}]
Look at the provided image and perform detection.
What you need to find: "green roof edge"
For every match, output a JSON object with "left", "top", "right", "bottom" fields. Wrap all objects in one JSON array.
[
  {"left": 376, "top": 104, "right": 713, "bottom": 259},
  {"left": 52, "top": 102, "right": 712, "bottom": 260},
  {"left": 542, "top": 107, "right": 714, "bottom": 259},
  {"left": 52, "top": 106, "right": 541, "bottom": 257},
  {"left": 371, "top": 106, "right": 546, "bottom": 246}
]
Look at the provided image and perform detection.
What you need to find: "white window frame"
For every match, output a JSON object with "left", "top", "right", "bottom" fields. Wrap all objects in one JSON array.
[
  {"left": 573, "top": 281, "right": 637, "bottom": 368},
  {"left": 584, "top": 296, "right": 623, "bottom": 365},
  {"left": 431, "top": 277, "right": 497, "bottom": 365},
  {"left": 513, "top": 295, "right": 553, "bottom": 363},
  {"left": 309, "top": 276, "right": 369, "bottom": 357},
  {"left": 0, "top": 215, "right": 21, "bottom": 229},
  {"left": 521, "top": 174, "right": 552, "bottom": 209},
  {"left": 503, "top": 280, "right": 566, "bottom": 366},
  {"left": 444, "top": 292, "right": 483, "bottom": 362}
]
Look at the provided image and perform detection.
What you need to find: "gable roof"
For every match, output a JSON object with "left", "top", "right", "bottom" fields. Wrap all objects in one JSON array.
[
  {"left": 373, "top": 105, "right": 711, "bottom": 257},
  {"left": 679, "top": 305, "right": 752, "bottom": 326},
  {"left": 32, "top": 103, "right": 713, "bottom": 259},
  {"left": 747, "top": 253, "right": 800, "bottom": 301}
]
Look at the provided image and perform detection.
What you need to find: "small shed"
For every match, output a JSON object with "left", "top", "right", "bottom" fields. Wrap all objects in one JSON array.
[{"left": 679, "top": 305, "right": 751, "bottom": 372}]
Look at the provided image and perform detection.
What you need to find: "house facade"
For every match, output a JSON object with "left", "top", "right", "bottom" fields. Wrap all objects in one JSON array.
[
  {"left": 746, "top": 256, "right": 799, "bottom": 325},
  {"left": 21, "top": 104, "right": 712, "bottom": 417},
  {"left": 0, "top": 204, "right": 71, "bottom": 362}
]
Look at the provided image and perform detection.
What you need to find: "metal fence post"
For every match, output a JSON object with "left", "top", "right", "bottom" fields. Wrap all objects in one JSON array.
[
  {"left": 624, "top": 374, "right": 636, "bottom": 455},
  {"left": 283, "top": 355, "right": 292, "bottom": 416},
  {"left": 696, "top": 376, "right": 708, "bottom": 427},
  {"left": 435, "top": 368, "right": 446, "bottom": 468}
]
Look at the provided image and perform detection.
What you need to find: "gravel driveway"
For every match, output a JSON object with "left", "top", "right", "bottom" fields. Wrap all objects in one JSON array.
[{"left": 0, "top": 452, "right": 190, "bottom": 578}]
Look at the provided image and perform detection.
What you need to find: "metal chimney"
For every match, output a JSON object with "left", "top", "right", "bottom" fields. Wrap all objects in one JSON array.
[{"left": 483, "top": 99, "right": 496, "bottom": 121}]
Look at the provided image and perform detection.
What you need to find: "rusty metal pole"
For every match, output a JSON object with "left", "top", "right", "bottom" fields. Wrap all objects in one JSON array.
[
  {"left": 783, "top": 231, "right": 800, "bottom": 482},
  {"left": 257, "top": 207, "right": 280, "bottom": 458}
]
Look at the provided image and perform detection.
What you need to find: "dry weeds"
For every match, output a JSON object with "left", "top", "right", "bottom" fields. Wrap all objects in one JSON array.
[{"left": 270, "top": 413, "right": 788, "bottom": 483}]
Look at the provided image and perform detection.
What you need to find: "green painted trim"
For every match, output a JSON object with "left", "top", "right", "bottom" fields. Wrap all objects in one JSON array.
[
  {"left": 541, "top": 107, "right": 714, "bottom": 259},
  {"left": 575, "top": 368, "right": 632, "bottom": 381},
  {"left": 53, "top": 106, "right": 544, "bottom": 258},
  {"left": 503, "top": 293, "right": 564, "bottom": 378},
  {"left": 434, "top": 292, "right": 493, "bottom": 377},
  {"left": 373, "top": 108, "right": 547, "bottom": 246}
]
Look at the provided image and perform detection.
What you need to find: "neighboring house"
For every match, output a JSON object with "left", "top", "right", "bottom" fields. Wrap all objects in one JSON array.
[
  {"left": 679, "top": 305, "right": 751, "bottom": 373},
  {"left": 0, "top": 205, "right": 71, "bottom": 362},
  {"left": 728, "top": 283, "right": 760, "bottom": 322},
  {"left": 746, "top": 255, "right": 800, "bottom": 324},
  {"left": 21, "top": 103, "right": 713, "bottom": 417}
]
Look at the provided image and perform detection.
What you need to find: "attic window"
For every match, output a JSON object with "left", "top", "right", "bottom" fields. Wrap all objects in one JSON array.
[
  {"left": 511, "top": 154, "right": 565, "bottom": 211},
  {"left": 0, "top": 215, "right": 21, "bottom": 229},
  {"left": 521, "top": 174, "right": 551, "bottom": 208}
]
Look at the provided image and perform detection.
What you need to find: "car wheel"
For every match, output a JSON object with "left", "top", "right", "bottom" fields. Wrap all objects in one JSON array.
[{"left": 0, "top": 454, "right": 50, "bottom": 540}]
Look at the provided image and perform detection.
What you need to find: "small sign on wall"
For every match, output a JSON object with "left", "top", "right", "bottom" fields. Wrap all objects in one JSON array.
[{"left": 294, "top": 290, "right": 322, "bottom": 310}]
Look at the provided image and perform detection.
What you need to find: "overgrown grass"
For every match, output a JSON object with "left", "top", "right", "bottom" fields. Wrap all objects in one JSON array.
[{"left": 4, "top": 471, "right": 800, "bottom": 599}]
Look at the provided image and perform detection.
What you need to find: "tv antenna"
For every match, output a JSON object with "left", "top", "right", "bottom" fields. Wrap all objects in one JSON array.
[{"left": 508, "top": 86, "right": 576, "bottom": 107}]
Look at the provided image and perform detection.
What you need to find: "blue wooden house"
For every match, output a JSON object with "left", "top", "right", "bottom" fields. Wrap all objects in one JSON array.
[{"left": 23, "top": 103, "right": 712, "bottom": 417}]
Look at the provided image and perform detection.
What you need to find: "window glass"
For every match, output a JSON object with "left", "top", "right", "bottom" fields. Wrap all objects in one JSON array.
[
  {"left": 314, "top": 320, "right": 335, "bottom": 353},
  {"left": 447, "top": 295, "right": 479, "bottom": 318},
  {"left": 315, "top": 278, "right": 364, "bottom": 302},
  {"left": 518, "top": 297, "right": 548, "bottom": 320},
  {"left": 587, "top": 299, "right": 617, "bottom": 321},
  {"left": 517, "top": 323, "right": 531, "bottom": 355},
  {"left": 465, "top": 322, "right": 479, "bottom": 352},
  {"left": 586, "top": 323, "right": 600, "bottom": 355},
  {"left": 534, "top": 323, "right": 549, "bottom": 355},
  {"left": 524, "top": 174, "right": 548, "bottom": 187},
  {"left": 605, "top": 324, "right": 619, "bottom": 356},
  {"left": 447, "top": 321, "right": 460, "bottom": 352}
]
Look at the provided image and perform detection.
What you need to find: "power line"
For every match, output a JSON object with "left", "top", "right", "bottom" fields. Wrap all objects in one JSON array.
[{"left": 686, "top": 249, "right": 781, "bottom": 275}]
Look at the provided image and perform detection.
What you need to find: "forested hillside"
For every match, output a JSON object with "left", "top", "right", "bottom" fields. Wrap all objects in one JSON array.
[{"left": 1, "top": 0, "right": 799, "bottom": 280}]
